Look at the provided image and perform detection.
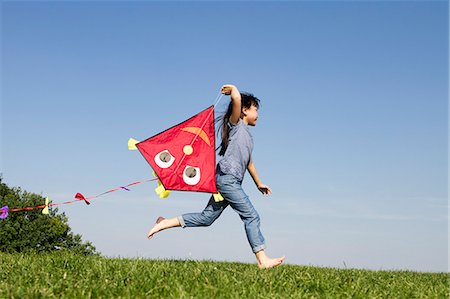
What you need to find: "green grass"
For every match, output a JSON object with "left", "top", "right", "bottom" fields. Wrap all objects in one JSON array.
[{"left": 0, "top": 253, "right": 448, "bottom": 298}]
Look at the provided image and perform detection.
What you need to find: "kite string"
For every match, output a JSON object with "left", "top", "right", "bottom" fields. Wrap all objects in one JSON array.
[
  {"left": 83, "top": 179, "right": 156, "bottom": 200},
  {"left": 213, "top": 91, "right": 225, "bottom": 108},
  {"left": 173, "top": 92, "right": 224, "bottom": 174}
]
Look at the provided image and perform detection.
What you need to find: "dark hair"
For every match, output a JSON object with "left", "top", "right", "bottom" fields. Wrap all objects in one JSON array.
[{"left": 218, "top": 92, "right": 260, "bottom": 156}]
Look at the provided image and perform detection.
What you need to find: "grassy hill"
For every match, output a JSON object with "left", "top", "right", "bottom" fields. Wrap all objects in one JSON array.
[{"left": 0, "top": 252, "right": 448, "bottom": 298}]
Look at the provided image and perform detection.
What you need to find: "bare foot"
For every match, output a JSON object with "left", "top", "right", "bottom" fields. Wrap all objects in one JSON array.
[
  {"left": 258, "top": 256, "right": 285, "bottom": 269},
  {"left": 147, "top": 216, "right": 165, "bottom": 239}
]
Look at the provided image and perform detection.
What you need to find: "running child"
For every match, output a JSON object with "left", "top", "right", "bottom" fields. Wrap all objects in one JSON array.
[{"left": 147, "top": 84, "right": 285, "bottom": 269}]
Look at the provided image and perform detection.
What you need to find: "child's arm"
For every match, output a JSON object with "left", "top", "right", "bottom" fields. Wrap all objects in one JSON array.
[
  {"left": 248, "top": 158, "right": 272, "bottom": 196},
  {"left": 221, "top": 84, "right": 241, "bottom": 125}
]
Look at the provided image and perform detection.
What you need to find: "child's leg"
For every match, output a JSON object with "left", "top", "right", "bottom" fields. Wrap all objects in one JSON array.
[
  {"left": 147, "top": 195, "right": 228, "bottom": 239},
  {"left": 180, "top": 196, "right": 228, "bottom": 228},
  {"left": 222, "top": 187, "right": 266, "bottom": 253},
  {"left": 218, "top": 176, "right": 285, "bottom": 268},
  {"left": 228, "top": 195, "right": 285, "bottom": 268}
]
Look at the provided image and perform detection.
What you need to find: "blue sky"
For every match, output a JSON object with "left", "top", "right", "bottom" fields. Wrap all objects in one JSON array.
[{"left": 1, "top": 1, "right": 448, "bottom": 272}]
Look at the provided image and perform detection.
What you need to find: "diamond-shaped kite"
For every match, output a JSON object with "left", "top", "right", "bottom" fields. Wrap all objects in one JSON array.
[{"left": 135, "top": 106, "right": 217, "bottom": 194}]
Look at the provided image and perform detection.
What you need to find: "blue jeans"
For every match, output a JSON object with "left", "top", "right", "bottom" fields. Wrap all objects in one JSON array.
[{"left": 178, "top": 173, "right": 266, "bottom": 253}]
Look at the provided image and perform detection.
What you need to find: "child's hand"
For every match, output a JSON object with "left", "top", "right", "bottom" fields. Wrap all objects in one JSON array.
[
  {"left": 257, "top": 184, "right": 272, "bottom": 196},
  {"left": 221, "top": 84, "right": 237, "bottom": 95}
]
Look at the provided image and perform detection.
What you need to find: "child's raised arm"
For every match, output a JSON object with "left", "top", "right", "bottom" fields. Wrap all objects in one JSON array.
[{"left": 221, "top": 84, "right": 241, "bottom": 125}]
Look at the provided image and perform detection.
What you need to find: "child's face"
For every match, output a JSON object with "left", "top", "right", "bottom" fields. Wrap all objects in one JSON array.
[{"left": 243, "top": 105, "right": 259, "bottom": 126}]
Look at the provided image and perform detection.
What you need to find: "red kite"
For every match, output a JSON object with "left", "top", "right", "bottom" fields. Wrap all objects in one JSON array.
[{"left": 136, "top": 106, "right": 217, "bottom": 194}]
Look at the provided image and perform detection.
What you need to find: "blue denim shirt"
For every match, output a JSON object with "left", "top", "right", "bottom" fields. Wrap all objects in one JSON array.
[{"left": 217, "top": 119, "right": 253, "bottom": 183}]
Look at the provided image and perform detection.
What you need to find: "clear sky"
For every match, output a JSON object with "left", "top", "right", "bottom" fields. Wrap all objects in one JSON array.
[{"left": 1, "top": 1, "right": 448, "bottom": 272}]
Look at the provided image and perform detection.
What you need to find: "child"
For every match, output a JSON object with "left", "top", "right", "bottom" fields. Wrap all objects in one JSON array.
[{"left": 147, "top": 84, "right": 285, "bottom": 269}]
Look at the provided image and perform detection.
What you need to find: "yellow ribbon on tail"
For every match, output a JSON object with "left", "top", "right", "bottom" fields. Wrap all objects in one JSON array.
[
  {"left": 42, "top": 197, "right": 49, "bottom": 215},
  {"left": 155, "top": 180, "right": 171, "bottom": 198},
  {"left": 128, "top": 138, "right": 139, "bottom": 150},
  {"left": 213, "top": 192, "right": 224, "bottom": 202},
  {"left": 152, "top": 171, "right": 170, "bottom": 198}
]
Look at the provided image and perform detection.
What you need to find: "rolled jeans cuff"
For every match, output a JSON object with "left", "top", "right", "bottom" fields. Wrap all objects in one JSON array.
[
  {"left": 178, "top": 216, "right": 186, "bottom": 228},
  {"left": 252, "top": 244, "right": 266, "bottom": 254}
]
